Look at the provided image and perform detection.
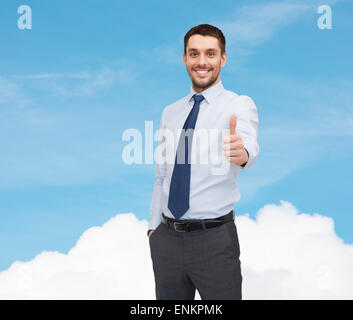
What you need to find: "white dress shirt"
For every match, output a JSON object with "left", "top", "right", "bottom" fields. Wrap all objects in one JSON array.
[{"left": 148, "top": 80, "right": 259, "bottom": 230}]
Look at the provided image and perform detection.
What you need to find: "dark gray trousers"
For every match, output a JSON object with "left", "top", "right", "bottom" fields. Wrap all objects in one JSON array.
[{"left": 149, "top": 219, "right": 242, "bottom": 300}]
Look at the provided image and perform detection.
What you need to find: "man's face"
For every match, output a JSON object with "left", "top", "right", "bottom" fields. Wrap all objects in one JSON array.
[{"left": 183, "top": 34, "right": 226, "bottom": 92}]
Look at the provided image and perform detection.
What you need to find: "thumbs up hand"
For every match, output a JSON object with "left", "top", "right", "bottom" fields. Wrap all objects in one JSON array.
[{"left": 222, "top": 114, "right": 249, "bottom": 166}]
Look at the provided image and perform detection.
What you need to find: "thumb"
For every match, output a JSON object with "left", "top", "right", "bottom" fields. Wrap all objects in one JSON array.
[{"left": 229, "top": 114, "right": 237, "bottom": 135}]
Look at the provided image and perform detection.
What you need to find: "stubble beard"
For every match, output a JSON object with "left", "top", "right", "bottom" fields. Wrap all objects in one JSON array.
[{"left": 189, "top": 66, "right": 221, "bottom": 92}]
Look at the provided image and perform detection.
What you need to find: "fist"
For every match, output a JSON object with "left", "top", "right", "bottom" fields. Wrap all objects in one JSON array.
[{"left": 222, "top": 114, "right": 248, "bottom": 166}]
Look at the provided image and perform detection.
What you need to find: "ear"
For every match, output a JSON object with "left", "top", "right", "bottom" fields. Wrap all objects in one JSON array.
[
  {"left": 183, "top": 52, "right": 187, "bottom": 67},
  {"left": 221, "top": 51, "right": 227, "bottom": 68}
]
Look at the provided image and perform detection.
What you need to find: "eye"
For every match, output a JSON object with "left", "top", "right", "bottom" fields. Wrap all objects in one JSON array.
[
  {"left": 207, "top": 52, "right": 215, "bottom": 57},
  {"left": 190, "top": 52, "right": 198, "bottom": 57}
]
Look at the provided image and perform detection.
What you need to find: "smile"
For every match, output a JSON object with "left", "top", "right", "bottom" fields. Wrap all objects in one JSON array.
[{"left": 194, "top": 69, "right": 210, "bottom": 76}]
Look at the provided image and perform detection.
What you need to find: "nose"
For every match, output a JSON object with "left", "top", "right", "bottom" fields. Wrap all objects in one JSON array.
[{"left": 197, "top": 53, "right": 207, "bottom": 66}]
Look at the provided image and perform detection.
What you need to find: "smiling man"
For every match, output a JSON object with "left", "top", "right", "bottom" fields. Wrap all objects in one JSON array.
[{"left": 148, "top": 24, "right": 259, "bottom": 300}]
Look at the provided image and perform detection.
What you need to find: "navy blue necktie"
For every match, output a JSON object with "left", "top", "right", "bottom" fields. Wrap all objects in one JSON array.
[{"left": 168, "top": 94, "right": 205, "bottom": 219}]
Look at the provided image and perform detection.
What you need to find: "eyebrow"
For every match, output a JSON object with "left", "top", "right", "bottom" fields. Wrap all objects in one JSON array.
[{"left": 188, "top": 48, "right": 218, "bottom": 52}]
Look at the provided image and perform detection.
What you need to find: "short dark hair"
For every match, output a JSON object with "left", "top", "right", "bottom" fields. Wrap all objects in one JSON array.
[{"left": 184, "top": 24, "right": 226, "bottom": 54}]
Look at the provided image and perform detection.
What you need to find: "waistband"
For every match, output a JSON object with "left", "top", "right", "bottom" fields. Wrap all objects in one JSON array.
[{"left": 161, "top": 210, "right": 234, "bottom": 232}]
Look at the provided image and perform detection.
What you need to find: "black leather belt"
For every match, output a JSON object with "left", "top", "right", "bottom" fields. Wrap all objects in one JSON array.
[{"left": 162, "top": 210, "right": 234, "bottom": 232}]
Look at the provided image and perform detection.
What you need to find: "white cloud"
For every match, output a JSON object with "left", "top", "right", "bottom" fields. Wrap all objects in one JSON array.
[
  {"left": 22, "top": 67, "right": 137, "bottom": 97},
  {"left": 219, "top": 2, "right": 309, "bottom": 49},
  {"left": 0, "top": 76, "right": 20, "bottom": 103},
  {"left": 0, "top": 201, "right": 352, "bottom": 299},
  {"left": 0, "top": 76, "right": 33, "bottom": 107},
  {"left": 239, "top": 201, "right": 353, "bottom": 299},
  {"left": 220, "top": 0, "right": 338, "bottom": 50},
  {"left": 0, "top": 213, "right": 154, "bottom": 299},
  {"left": 24, "top": 71, "right": 91, "bottom": 80},
  {"left": 218, "top": 0, "right": 339, "bottom": 71}
]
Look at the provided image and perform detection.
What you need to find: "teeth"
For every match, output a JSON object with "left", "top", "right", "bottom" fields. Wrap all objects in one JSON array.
[{"left": 196, "top": 70, "right": 208, "bottom": 74}]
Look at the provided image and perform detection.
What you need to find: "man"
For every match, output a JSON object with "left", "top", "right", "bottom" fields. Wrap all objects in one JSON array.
[{"left": 147, "top": 24, "right": 259, "bottom": 300}]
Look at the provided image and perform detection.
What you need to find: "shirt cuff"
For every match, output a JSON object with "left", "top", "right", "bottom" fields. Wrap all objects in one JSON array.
[
  {"left": 240, "top": 148, "right": 249, "bottom": 168},
  {"left": 148, "top": 213, "right": 162, "bottom": 233},
  {"left": 241, "top": 143, "right": 258, "bottom": 171}
]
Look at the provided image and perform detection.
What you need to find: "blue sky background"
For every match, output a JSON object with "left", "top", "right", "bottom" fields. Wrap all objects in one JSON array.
[{"left": 0, "top": 0, "right": 352, "bottom": 271}]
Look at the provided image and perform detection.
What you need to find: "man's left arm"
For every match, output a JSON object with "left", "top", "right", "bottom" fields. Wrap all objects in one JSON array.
[
  {"left": 236, "top": 95, "right": 259, "bottom": 170},
  {"left": 223, "top": 95, "right": 259, "bottom": 170}
]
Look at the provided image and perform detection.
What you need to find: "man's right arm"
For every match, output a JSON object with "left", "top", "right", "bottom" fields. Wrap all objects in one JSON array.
[{"left": 147, "top": 110, "right": 167, "bottom": 237}]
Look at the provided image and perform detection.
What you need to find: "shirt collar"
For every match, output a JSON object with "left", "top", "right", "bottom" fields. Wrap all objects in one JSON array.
[{"left": 187, "top": 80, "right": 225, "bottom": 105}]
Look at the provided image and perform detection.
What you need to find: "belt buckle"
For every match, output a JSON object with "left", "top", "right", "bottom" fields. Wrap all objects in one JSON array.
[{"left": 174, "top": 221, "right": 186, "bottom": 232}]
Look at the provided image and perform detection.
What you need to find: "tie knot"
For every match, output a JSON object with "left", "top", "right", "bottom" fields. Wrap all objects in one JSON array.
[{"left": 193, "top": 94, "right": 204, "bottom": 104}]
